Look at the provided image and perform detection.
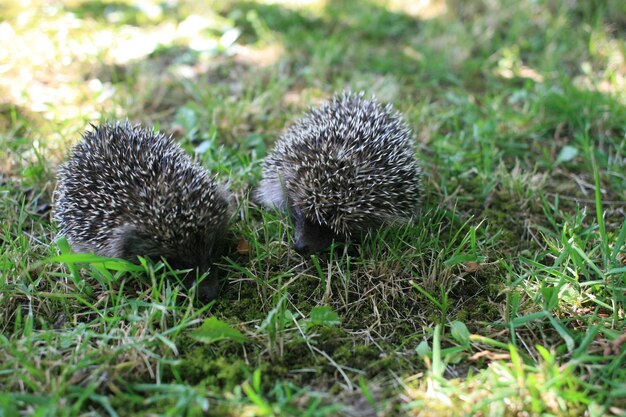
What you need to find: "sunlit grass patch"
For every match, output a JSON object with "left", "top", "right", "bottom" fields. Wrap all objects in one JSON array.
[{"left": 404, "top": 340, "right": 594, "bottom": 417}]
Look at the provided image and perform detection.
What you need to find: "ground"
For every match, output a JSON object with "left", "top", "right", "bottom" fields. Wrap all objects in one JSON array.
[{"left": 0, "top": 0, "right": 625, "bottom": 416}]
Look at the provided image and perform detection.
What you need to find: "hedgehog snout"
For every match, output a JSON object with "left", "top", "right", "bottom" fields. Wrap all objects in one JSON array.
[
  {"left": 291, "top": 207, "right": 337, "bottom": 255},
  {"left": 174, "top": 260, "right": 219, "bottom": 302}
]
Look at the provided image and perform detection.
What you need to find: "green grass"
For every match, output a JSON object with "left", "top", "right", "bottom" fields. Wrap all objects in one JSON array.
[{"left": 1, "top": 0, "right": 625, "bottom": 415}]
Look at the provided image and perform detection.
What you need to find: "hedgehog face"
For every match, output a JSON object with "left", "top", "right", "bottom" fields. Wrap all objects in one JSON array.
[
  {"left": 290, "top": 206, "right": 340, "bottom": 255},
  {"left": 109, "top": 223, "right": 222, "bottom": 301},
  {"left": 255, "top": 175, "right": 344, "bottom": 255},
  {"left": 165, "top": 253, "right": 220, "bottom": 302}
]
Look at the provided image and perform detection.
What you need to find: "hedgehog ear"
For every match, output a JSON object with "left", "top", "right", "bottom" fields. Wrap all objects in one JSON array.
[{"left": 108, "top": 224, "right": 160, "bottom": 262}]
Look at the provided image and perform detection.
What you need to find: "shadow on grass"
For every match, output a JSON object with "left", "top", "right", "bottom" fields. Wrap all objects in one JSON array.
[{"left": 220, "top": 0, "right": 431, "bottom": 85}]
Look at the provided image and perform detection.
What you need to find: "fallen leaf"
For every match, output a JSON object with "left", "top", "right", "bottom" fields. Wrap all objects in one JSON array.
[
  {"left": 463, "top": 261, "right": 481, "bottom": 273},
  {"left": 237, "top": 238, "right": 249, "bottom": 254},
  {"left": 604, "top": 333, "right": 626, "bottom": 356}
]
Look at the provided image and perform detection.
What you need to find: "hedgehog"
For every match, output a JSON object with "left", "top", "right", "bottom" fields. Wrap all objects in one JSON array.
[
  {"left": 53, "top": 122, "right": 232, "bottom": 300},
  {"left": 257, "top": 91, "right": 423, "bottom": 255}
]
